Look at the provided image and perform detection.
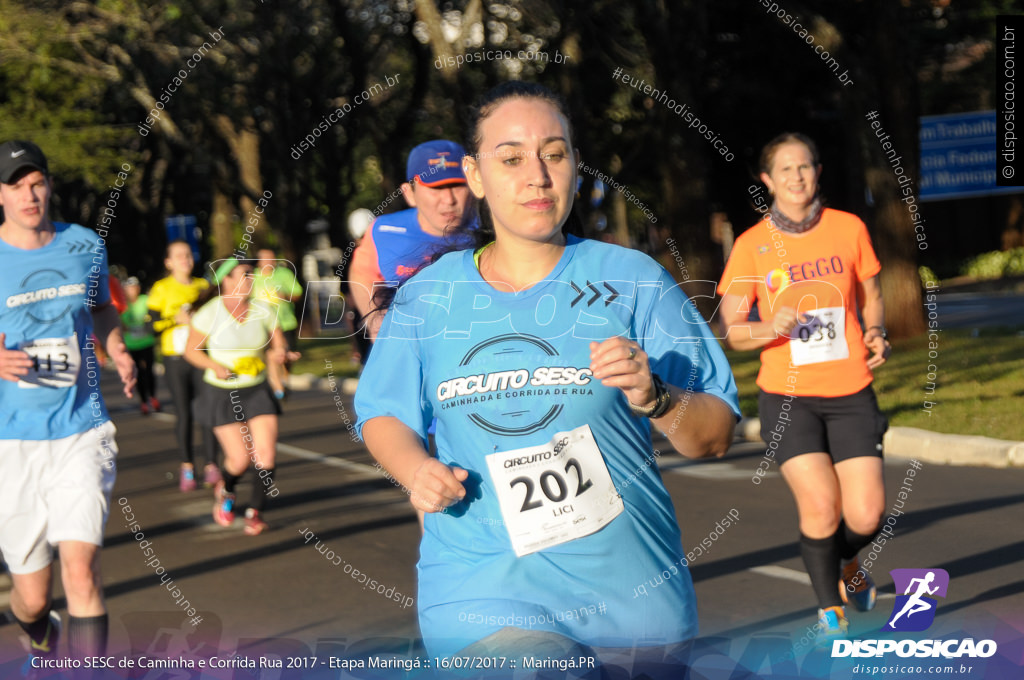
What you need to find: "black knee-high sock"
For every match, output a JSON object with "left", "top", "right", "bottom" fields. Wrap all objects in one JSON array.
[
  {"left": 222, "top": 469, "right": 243, "bottom": 495},
  {"left": 800, "top": 530, "right": 844, "bottom": 609},
  {"left": 68, "top": 614, "right": 107, "bottom": 659},
  {"left": 251, "top": 468, "right": 276, "bottom": 512},
  {"left": 838, "top": 520, "right": 881, "bottom": 561},
  {"left": 17, "top": 610, "right": 57, "bottom": 654}
]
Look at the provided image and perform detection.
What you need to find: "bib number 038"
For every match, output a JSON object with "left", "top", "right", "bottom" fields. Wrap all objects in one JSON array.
[
  {"left": 797, "top": 322, "right": 836, "bottom": 343},
  {"left": 511, "top": 455, "right": 593, "bottom": 512},
  {"left": 789, "top": 306, "right": 849, "bottom": 366}
]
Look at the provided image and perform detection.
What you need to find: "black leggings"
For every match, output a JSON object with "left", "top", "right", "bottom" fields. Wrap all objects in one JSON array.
[
  {"left": 129, "top": 346, "right": 156, "bottom": 402},
  {"left": 163, "top": 356, "right": 216, "bottom": 466}
]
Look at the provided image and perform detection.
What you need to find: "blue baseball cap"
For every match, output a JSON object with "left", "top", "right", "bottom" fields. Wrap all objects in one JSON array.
[{"left": 406, "top": 140, "right": 468, "bottom": 187}]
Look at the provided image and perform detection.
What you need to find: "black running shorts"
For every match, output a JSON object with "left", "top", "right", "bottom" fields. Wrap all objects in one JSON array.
[
  {"left": 758, "top": 385, "right": 888, "bottom": 465},
  {"left": 195, "top": 380, "right": 282, "bottom": 428}
]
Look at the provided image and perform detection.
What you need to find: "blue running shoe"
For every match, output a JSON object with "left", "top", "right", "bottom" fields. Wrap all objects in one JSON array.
[
  {"left": 815, "top": 606, "right": 848, "bottom": 646},
  {"left": 20, "top": 610, "right": 60, "bottom": 678}
]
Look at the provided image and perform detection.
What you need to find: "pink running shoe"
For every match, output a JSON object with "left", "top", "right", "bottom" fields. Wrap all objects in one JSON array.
[
  {"left": 203, "top": 464, "right": 222, "bottom": 488},
  {"left": 213, "top": 482, "right": 235, "bottom": 527},
  {"left": 244, "top": 509, "right": 268, "bottom": 536},
  {"left": 179, "top": 464, "right": 197, "bottom": 492}
]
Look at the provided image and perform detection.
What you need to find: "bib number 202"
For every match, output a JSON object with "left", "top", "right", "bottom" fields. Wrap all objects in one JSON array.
[{"left": 510, "top": 458, "right": 593, "bottom": 512}]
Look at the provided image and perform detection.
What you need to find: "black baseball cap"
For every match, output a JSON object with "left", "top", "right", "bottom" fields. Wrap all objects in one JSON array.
[{"left": 0, "top": 141, "right": 49, "bottom": 184}]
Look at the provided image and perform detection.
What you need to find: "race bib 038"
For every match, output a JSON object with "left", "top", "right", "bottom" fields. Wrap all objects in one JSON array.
[{"left": 789, "top": 306, "right": 849, "bottom": 366}]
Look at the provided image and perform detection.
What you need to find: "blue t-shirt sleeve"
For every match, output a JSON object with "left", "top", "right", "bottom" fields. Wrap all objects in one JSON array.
[
  {"left": 354, "top": 286, "right": 434, "bottom": 441},
  {"left": 636, "top": 267, "right": 740, "bottom": 419}
]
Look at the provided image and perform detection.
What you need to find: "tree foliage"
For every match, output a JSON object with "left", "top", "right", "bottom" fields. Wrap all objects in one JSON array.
[{"left": 0, "top": 0, "right": 1004, "bottom": 337}]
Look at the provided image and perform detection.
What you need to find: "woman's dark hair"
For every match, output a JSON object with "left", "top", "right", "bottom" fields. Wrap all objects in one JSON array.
[
  {"left": 372, "top": 81, "right": 585, "bottom": 314},
  {"left": 452, "top": 80, "right": 584, "bottom": 252},
  {"left": 758, "top": 132, "right": 821, "bottom": 176}
]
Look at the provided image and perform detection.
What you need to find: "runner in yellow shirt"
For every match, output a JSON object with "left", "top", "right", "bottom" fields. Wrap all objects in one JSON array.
[{"left": 147, "top": 240, "right": 220, "bottom": 490}]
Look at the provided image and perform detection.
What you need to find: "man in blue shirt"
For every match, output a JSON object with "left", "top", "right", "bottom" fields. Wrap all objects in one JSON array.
[
  {"left": 0, "top": 141, "right": 136, "bottom": 668},
  {"left": 349, "top": 139, "right": 476, "bottom": 340}
]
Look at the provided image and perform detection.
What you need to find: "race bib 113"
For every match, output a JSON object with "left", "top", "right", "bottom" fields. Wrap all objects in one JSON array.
[{"left": 18, "top": 334, "right": 81, "bottom": 389}]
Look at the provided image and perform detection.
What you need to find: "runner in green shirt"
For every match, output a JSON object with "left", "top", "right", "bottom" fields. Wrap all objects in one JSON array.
[
  {"left": 253, "top": 248, "right": 303, "bottom": 398},
  {"left": 121, "top": 276, "right": 160, "bottom": 414}
]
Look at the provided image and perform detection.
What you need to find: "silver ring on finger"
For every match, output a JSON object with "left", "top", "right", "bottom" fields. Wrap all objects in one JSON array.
[{"left": 628, "top": 346, "right": 637, "bottom": 361}]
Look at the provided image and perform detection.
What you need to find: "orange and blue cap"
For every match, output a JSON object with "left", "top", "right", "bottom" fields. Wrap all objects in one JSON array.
[{"left": 406, "top": 140, "right": 467, "bottom": 187}]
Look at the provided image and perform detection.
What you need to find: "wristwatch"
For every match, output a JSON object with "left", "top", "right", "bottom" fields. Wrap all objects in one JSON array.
[
  {"left": 868, "top": 325, "right": 888, "bottom": 340},
  {"left": 628, "top": 373, "right": 673, "bottom": 419}
]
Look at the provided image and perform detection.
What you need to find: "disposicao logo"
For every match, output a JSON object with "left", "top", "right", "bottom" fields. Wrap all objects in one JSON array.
[
  {"left": 884, "top": 568, "right": 948, "bottom": 632},
  {"left": 832, "top": 568, "right": 998, "bottom": 660}
]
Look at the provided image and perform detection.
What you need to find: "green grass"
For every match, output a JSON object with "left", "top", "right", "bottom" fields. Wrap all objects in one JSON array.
[{"left": 724, "top": 326, "right": 1024, "bottom": 442}]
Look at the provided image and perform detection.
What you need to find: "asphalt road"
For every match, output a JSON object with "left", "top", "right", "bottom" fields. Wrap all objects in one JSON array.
[
  {"left": 933, "top": 291, "right": 1024, "bottom": 329},
  {"left": 2, "top": 370, "right": 1022, "bottom": 679}
]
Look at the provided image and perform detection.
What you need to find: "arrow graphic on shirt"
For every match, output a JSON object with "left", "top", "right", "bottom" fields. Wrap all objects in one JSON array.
[
  {"left": 570, "top": 281, "right": 585, "bottom": 306},
  {"left": 67, "top": 241, "right": 92, "bottom": 254},
  {"left": 603, "top": 283, "right": 619, "bottom": 305},
  {"left": 570, "top": 281, "right": 619, "bottom": 307}
]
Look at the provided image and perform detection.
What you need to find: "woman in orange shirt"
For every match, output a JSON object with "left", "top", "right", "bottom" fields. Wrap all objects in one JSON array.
[{"left": 717, "top": 133, "right": 891, "bottom": 643}]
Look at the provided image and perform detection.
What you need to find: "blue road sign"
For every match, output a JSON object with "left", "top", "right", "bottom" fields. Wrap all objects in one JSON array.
[
  {"left": 920, "top": 110, "right": 1023, "bottom": 201},
  {"left": 164, "top": 214, "right": 201, "bottom": 264}
]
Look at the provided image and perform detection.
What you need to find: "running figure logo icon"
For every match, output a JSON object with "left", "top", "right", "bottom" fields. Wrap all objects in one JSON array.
[{"left": 883, "top": 568, "right": 950, "bottom": 632}]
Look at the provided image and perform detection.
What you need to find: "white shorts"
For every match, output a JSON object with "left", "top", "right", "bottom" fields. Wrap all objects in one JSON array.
[{"left": 0, "top": 420, "right": 117, "bottom": 574}]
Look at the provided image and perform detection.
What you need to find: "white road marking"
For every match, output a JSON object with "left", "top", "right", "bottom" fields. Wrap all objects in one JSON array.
[
  {"left": 276, "top": 442, "right": 379, "bottom": 478},
  {"left": 749, "top": 565, "right": 811, "bottom": 585},
  {"left": 747, "top": 565, "right": 895, "bottom": 599},
  {"left": 666, "top": 461, "right": 775, "bottom": 480},
  {"left": 151, "top": 412, "right": 379, "bottom": 478}
]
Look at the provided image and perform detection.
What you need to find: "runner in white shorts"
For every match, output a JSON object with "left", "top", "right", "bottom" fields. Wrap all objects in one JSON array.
[{"left": 0, "top": 140, "right": 136, "bottom": 670}]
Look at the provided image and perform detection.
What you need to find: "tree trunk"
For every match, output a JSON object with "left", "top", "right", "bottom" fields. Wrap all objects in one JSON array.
[
  {"left": 639, "top": 2, "right": 719, "bottom": 317},
  {"left": 862, "top": 0, "right": 926, "bottom": 339},
  {"left": 866, "top": 167, "right": 927, "bottom": 338},
  {"left": 214, "top": 114, "right": 266, "bottom": 248},
  {"left": 210, "top": 187, "right": 234, "bottom": 260},
  {"left": 413, "top": 0, "right": 482, "bottom": 85},
  {"left": 1003, "top": 196, "right": 1023, "bottom": 250}
]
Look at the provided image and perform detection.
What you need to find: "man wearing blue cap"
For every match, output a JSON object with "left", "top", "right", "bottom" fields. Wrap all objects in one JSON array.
[
  {"left": 0, "top": 140, "right": 136, "bottom": 670},
  {"left": 350, "top": 139, "right": 477, "bottom": 340}
]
